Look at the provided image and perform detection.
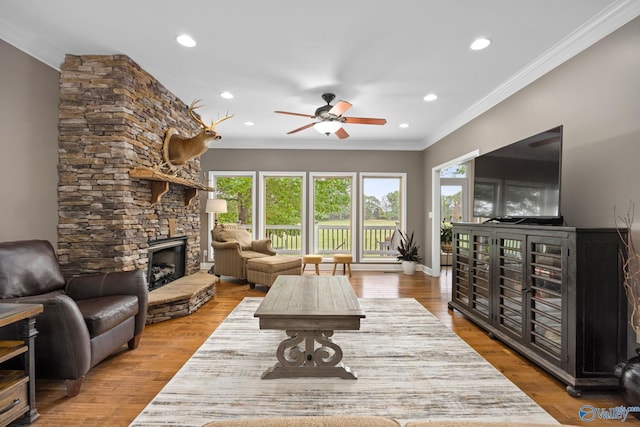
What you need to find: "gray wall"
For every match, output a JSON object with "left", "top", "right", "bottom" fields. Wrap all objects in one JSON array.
[
  {"left": 422, "top": 16, "right": 640, "bottom": 268},
  {"left": 199, "top": 149, "right": 425, "bottom": 260},
  {"left": 0, "top": 40, "right": 59, "bottom": 244},
  {"left": 1, "top": 16, "right": 638, "bottom": 269}
]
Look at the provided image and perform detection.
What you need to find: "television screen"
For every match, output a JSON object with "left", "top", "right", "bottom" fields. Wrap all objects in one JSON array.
[{"left": 473, "top": 126, "right": 562, "bottom": 221}]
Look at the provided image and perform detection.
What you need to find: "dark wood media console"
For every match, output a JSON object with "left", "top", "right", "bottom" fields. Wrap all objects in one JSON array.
[{"left": 448, "top": 223, "right": 627, "bottom": 396}]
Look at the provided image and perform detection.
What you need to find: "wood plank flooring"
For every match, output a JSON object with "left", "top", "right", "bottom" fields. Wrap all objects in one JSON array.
[{"left": 34, "top": 270, "right": 633, "bottom": 426}]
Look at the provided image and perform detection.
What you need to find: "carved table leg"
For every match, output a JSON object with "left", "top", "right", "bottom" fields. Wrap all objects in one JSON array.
[{"left": 262, "top": 330, "right": 357, "bottom": 380}]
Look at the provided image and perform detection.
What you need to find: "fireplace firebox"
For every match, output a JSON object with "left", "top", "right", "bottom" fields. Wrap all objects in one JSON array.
[{"left": 147, "top": 237, "right": 187, "bottom": 291}]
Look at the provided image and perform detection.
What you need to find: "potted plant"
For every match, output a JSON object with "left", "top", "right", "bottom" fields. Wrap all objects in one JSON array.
[
  {"left": 441, "top": 221, "right": 453, "bottom": 253},
  {"left": 614, "top": 203, "right": 640, "bottom": 413},
  {"left": 397, "top": 230, "right": 422, "bottom": 275}
]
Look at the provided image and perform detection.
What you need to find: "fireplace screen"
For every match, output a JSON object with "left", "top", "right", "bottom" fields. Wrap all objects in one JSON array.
[{"left": 147, "top": 237, "right": 187, "bottom": 291}]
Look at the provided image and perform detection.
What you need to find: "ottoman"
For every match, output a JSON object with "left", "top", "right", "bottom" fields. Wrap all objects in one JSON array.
[{"left": 246, "top": 256, "right": 302, "bottom": 289}]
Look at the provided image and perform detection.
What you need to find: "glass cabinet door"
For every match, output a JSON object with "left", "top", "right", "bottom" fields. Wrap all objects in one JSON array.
[
  {"left": 452, "top": 229, "right": 471, "bottom": 306},
  {"left": 526, "top": 237, "right": 565, "bottom": 365},
  {"left": 470, "top": 232, "right": 492, "bottom": 321},
  {"left": 496, "top": 233, "right": 525, "bottom": 339}
]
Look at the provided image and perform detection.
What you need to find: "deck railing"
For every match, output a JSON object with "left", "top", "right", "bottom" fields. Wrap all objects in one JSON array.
[{"left": 264, "top": 224, "right": 399, "bottom": 257}]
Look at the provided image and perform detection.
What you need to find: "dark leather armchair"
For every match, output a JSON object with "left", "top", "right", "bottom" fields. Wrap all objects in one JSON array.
[{"left": 0, "top": 240, "right": 148, "bottom": 397}]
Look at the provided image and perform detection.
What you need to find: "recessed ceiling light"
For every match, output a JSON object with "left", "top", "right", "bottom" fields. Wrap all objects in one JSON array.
[
  {"left": 244, "top": 121, "right": 254, "bottom": 126},
  {"left": 470, "top": 38, "right": 491, "bottom": 50},
  {"left": 176, "top": 34, "right": 196, "bottom": 48},
  {"left": 399, "top": 123, "right": 409, "bottom": 128},
  {"left": 220, "top": 91, "right": 234, "bottom": 99},
  {"left": 423, "top": 94, "right": 438, "bottom": 102}
]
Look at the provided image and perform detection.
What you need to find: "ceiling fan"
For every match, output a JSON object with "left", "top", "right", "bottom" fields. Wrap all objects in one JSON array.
[{"left": 274, "top": 93, "right": 387, "bottom": 139}]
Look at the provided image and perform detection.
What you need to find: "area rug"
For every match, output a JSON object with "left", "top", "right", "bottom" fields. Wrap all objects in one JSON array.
[{"left": 131, "top": 298, "right": 558, "bottom": 426}]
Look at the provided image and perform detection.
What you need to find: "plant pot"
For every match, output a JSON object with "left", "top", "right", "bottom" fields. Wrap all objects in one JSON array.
[
  {"left": 615, "top": 348, "right": 640, "bottom": 419},
  {"left": 441, "top": 243, "right": 452, "bottom": 253},
  {"left": 401, "top": 260, "right": 417, "bottom": 275}
]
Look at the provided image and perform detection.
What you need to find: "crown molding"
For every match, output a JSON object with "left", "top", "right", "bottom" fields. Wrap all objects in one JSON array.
[
  {"left": 421, "top": 0, "right": 640, "bottom": 150},
  {"left": 211, "top": 138, "right": 425, "bottom": 151}
]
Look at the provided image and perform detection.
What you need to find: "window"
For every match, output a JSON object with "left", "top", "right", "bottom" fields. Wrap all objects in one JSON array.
[
  {"left": 310, "top": 173, "right": 356, "bottom": 258},
  {"left": 259, "top": 172, "right": 306, "bottom": 256},
  {"left": 207, "top": 171, "right": 256, "bottom": 261},
  {"left": 207, "top": 170, "right": 408, "bottom": 264},
  {"left": 360, "top": 173, "right": 406, "bottom": 262}
]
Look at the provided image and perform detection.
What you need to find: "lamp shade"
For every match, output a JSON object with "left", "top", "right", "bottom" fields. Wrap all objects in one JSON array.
[
  {"left": 314, "top": 121, "right": 342, "bottom": 135},
  {"left": 206, "top": 198, "right": 227, "bottom": 214}
]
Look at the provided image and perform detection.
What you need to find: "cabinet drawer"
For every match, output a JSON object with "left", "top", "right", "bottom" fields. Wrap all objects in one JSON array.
[{"left": 0, "top": 371, "right": 28, "bottom": 426}]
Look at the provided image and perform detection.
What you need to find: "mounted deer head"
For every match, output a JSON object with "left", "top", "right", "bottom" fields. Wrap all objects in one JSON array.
[{"left": 162, "top": 100, "right": 233, "bottom": 168}]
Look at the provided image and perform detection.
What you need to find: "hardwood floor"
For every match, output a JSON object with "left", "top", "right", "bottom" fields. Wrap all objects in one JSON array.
[{"left": 34, "top": 270, "right": 633, "bottom": 426}]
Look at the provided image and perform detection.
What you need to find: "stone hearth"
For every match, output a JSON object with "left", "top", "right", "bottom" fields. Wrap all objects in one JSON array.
[{"left": 147, "top": 271, "right": 217, "bottom": 324}]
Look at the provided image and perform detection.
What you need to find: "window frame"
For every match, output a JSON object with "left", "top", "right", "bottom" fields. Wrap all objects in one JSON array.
[
  {"left": 258, "top": 171, "right": 307, "bottom": 256},
  {"left": 358, "top": 172, "right": 407, "bottom": 263},
  {"left": 206, "top": 171, "right": 256, "bottom": 262},
  {"left": 309, "top": 172, "right": 357, "bottom": 260}
]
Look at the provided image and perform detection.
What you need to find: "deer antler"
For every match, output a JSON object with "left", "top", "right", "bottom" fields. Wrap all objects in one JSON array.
[
  {"left": 212, "top": 113, "right": 234, "bottom": 127},
  {"left": 189, "top": 100, "right": 234, "bottom": 129},
  {"left": 188, "top": 99, "right": 208, "bottom": 128}
]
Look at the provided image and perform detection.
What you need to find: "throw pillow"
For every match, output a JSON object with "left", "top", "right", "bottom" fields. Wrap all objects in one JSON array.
[{"left": 215, "top": 225, "right": 252, "bottom": 249}]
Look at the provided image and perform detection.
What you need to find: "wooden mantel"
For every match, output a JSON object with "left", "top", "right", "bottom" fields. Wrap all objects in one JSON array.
[{"left": 129, "top": 167, "right": 215, "bottom": 206}]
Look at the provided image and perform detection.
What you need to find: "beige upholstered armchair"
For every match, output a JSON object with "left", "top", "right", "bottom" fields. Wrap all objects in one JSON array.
[{"left": 212, "top": 224, "right": 276, "bottom": 281}]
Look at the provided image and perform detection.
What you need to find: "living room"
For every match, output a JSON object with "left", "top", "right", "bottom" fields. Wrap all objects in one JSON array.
[{"left": 1, "top": 2, "right": 640, "bottom": 426}]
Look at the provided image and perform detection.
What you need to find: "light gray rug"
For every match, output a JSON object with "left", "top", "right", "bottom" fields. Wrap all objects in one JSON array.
[{"left": 131, "top": 298, "right": 558, "bottom": 426}]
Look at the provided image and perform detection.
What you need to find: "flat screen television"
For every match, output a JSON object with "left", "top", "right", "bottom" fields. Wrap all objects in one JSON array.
[{"left": 473, "top": 125, "right": 563, "bottom": 225}]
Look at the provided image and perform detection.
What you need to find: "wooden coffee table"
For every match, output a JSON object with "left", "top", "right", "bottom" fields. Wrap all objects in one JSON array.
[{"left": 254, "top": 275, "right": 365, "bottom": 379}]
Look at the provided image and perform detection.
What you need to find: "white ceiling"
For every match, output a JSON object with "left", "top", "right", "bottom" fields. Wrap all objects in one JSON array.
[{"left": 1, "top": 0, "right": 638, "bottom": 151}]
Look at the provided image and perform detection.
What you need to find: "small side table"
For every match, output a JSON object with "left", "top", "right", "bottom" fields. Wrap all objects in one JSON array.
[
  {"left": 332, "top": 254, "right": 353, "bottom": 277},
  {"left": 0, "top": 303, "right": 43, "bottom": 425},
  {"left": 302, "top": 254, "right": 322, "bottom": 275}
]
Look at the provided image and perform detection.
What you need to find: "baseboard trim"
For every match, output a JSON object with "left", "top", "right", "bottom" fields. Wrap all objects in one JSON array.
[{"left": 200, "top": 261, "right": 429, "bottom": 275}]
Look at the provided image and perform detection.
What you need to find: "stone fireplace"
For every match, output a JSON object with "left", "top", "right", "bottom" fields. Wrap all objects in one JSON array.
[
  {"left": 147, "top": 237, "right": 187, "bottom": 291},
  {"left": 56, "top": 54, "right": 204, "bottom": 279}
]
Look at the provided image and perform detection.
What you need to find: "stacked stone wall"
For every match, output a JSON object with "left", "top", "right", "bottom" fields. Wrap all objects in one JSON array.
[{"left": 58, "top": 54, "right": 203, "bottom": 277}]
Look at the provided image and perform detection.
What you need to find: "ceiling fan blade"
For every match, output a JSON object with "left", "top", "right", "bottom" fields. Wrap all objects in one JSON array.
[
  {"left": 335, "top": 127, "right": 349, "bottom": 139},
  {"left": 275, "top": 110, "right": 316, "bottom": 119},
  {"left": 286, "top": 122, "right": 316, "bottom": 134},
  {"left": 329, "top": 100, "right": 352, "bottom": 117},
  {"left": 343, "top": 117, "right": 387, "bottom": 125}
]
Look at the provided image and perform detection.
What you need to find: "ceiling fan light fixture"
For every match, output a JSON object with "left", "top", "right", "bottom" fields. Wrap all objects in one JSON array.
[{"left": 314, "top": 121, "right": 342, "bottom": 135}]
